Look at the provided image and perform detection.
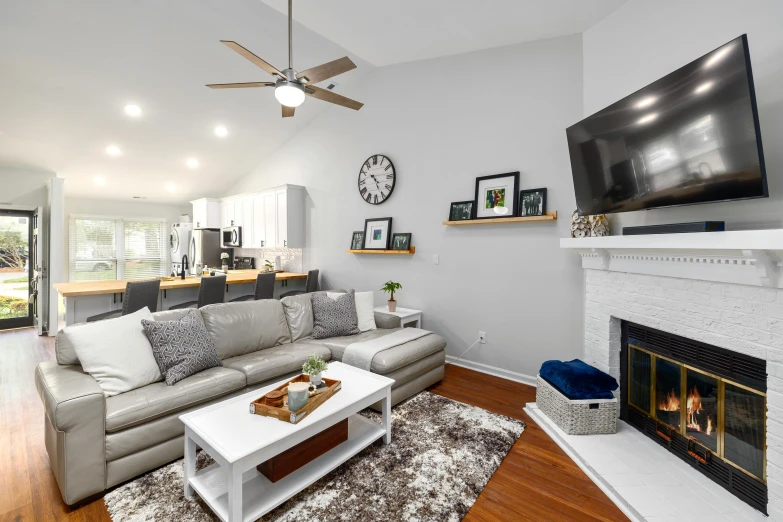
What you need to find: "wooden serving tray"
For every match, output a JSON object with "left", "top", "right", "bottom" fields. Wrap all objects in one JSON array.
[{"left": 249, "top": 374, "right": 342, "bottom": 424}]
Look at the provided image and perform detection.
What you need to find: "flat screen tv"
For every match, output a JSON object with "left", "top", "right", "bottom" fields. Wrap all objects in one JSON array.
[{"left": 567, "top": 34, "right": 768, "bottom": 216}]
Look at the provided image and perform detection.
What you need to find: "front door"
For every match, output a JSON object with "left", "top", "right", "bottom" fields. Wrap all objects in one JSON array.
[{"left": 0, "top": 209, "right": 34, "bottom": 330}]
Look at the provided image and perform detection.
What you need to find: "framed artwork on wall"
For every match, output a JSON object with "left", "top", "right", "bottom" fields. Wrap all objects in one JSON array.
[
  {"left": 363, "top": 217, "right": 392, "bottom": 250},
  {"left": 350, "top": 231, "right": 365, "bottom": 250},
  {"left": 391, "top": 233, "right": 411, "bottom": 251},
  {"left": 473, "top": 172, "right": 520, "bottom": 219},
  {"left": 448, "top": 201, "right": 474, "bottom": 221},
  {"left": 519, "top": 188, "right": 547, "bottom": 217}
]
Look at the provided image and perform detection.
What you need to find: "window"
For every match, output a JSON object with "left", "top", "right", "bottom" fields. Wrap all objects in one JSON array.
[{"left": 69, "top": 216, "right": 167, "bottom": 282}]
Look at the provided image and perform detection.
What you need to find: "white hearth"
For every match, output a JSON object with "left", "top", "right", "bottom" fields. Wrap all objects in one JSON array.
[{"left": 537, "top": 231, "right": 782, "bottom": 520}]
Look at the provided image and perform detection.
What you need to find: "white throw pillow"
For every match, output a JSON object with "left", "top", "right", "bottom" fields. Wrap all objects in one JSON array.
[
  {"left": 330, "top": 291, "right": 376, "bottom": 332},
  {"left": 68, "top": 307, "right": 163, "bottom": 397}
]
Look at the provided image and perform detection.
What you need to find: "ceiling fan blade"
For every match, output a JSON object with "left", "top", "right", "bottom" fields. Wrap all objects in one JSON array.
[
  {"left": 305, "top": 85, "right": 363, "bottom": 111},
  {"left": 206, "top": 82, "right": 275, "bottom": 89},
  {"left": 282, "top": 105, "right": 295, "bottom": 118},
  {"left": 296, "top": 57, "right": 357, "bottom": 84},
  {"left": 220, "top": 40, "right": 284, "bottom": 78}
]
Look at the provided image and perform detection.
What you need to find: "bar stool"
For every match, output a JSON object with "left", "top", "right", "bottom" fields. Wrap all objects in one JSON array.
[
  {"left": 169, "top": 275, "right": 227, "bottom": 310},
  {"left": 280, "top": 269, "right": 319, "bottom": 299},
  {"left": 229, "top": 272, "right": 276, "bottom": 302},
  {"left": 86, "top": 279, "right": 161, "bottom": 322}
]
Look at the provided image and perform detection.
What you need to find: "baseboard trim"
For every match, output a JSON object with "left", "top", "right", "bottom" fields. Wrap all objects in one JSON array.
[{"left": 445, "top": 356, "right": 537, "bottom": 387}]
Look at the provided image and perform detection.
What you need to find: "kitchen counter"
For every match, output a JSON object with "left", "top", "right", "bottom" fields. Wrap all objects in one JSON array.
[{"left": 53, "top": 271, "right": 307, "bottom": 297}]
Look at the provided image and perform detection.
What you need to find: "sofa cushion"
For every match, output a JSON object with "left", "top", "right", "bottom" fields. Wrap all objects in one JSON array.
[
  {"left": 141, "top": 310, "right": 222, "bottom": 385},
  {"left": 301, "top": 329, "right": 447, "bottom": 375},
  {"left": 222, "top": 343, "right": 331, "bottom": 386},
  {"left": 199, "top": 300, "right": 291, "bottom": 359},
  {"left": 104, "top": 366, "right": 245, "bottom": 432},
  {"left": 311, "top": 290, "right": 360, "bottom": 339},
  {"left": 281, "top": 293, "right": 313, "bottom": 342}
]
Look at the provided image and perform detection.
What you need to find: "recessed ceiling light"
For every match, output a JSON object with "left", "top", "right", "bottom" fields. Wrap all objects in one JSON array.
[
  {"left": 695, "top": 81, "right": 714, "bottom": 94},
  {"left": 705, "top": 46, "right": 731, "bottom": 68},
  {"left": 634, "top": 96, "right": 657, "bottom": 109},
  {"left": 637, "top": 113, "right": 658, "bottom": 125},
  {"left": 106, "top": 145, "right": 122, "bottom": 156},
  {"left": 93, "top": 177, "right": 106, "bottom": 185},
  {"left": 214, "top": 125, "right": 228, "bottom": 138},
  {"left": 124, "top": 104, "right": 142, "bottom": 117},
  {"left": 186, "top": 158, "right": 199, "bottom": 169},
  {"left": 166, "top": 183, "right": 176, "bottom": 192}
]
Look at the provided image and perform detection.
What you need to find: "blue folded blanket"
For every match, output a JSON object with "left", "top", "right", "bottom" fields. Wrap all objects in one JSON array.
[{"left": 540, "top": 359, "right": 618, "bottom": 400}]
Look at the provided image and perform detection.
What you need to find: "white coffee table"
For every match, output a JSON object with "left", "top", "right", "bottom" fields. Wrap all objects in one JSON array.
[{"left": 179, "top": 362, "right": 393, "bottom": 522}]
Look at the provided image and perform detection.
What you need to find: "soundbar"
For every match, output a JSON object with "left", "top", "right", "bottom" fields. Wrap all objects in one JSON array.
[{"left": 623, "top": 221, "right": 725, "bottom": 236}]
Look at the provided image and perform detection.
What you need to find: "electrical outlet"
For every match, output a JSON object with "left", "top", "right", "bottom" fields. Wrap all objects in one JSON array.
[
  {"left": 433, "top": 254, "right": 439, "bottom": 265},
  {"left": 479, "top": 331, "right": 486, "bottom": 344}
]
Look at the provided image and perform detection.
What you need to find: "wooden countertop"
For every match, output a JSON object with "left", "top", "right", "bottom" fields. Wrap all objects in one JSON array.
[{"left": 53, "top": 271, "right": 307, "bottom": 297}]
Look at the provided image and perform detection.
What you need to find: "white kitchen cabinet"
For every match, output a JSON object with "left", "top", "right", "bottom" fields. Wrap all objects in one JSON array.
[
  {"left": 275, "top": 186, "right": 305, "bottom": 248},
  {"left": 190, "top": 198, "right": 221, "bottom": 229},
  {"left": 275, "top": 189, "right": 288, "bottom": 247},
  {"left": 251, "top": 195, "right": 265, "bottom": 247},
  {"left": 263, "top": 191, "right": 276, "bottom": 248},
  {"left": 222, "top": 200, "right": 236, "bottom": 228},
  {"left": 242, "top": 197, "right": 253, "bottom": 244}
]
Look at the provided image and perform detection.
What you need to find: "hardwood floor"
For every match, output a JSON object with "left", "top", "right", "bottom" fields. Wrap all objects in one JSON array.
[{"left": 0, "top": 328, "right": 629, "bottom": 522}]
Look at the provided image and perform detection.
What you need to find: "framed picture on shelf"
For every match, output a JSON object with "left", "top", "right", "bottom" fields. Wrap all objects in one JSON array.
[
  {"left": 474, "top": 172, "right": 520, "bottom": 219},
  {"left": 391, "top": 233, "right": 412, "bottom": 251},
  {"left": 363, "top": 217, "right": 393, "bottom": 250},
  {"left": 448, "top": 201, "right": 474, "bottom": 221},
  {"left": 519, "top": 188, "right": 547, "bottom": 217},
  {"left": 350, "top": 231, "right": 365, "bottom": 250}
]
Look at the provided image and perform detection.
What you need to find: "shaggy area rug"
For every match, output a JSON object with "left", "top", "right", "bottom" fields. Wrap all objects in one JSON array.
[{"left": 105, "top": 391, "right": 525, "bottom": 522}]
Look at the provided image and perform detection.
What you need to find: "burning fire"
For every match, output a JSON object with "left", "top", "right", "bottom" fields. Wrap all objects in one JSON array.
[{"left": 657, "top": 386, "right": 713, "bottom": 436}]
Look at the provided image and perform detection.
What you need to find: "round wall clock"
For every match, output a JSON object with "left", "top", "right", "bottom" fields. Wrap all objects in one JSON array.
[{"left": 358, "top": 154, "right": 395, "bottom": 205}]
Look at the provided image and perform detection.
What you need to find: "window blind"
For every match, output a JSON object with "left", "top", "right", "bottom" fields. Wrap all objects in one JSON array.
[{"left": 69, "top": 216, "right": 168, "bottom": 282}]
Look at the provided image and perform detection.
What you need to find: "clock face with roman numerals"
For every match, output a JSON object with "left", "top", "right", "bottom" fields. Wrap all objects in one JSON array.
[{"left": 358, "top": 154, "right": 395, "bottom": 205}]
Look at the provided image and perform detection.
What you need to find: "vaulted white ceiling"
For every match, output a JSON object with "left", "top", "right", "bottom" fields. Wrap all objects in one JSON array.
[
  {"left": 0, "top": 0, "right": 369, "bottom": 203},
  {"left": 260, "top": 0, "right": 627, "bottom": 66},
  {"left": 0, "top": 0, "right": 626, "bottom": 204}
]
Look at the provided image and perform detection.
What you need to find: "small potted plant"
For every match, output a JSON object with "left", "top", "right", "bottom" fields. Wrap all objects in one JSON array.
[
  {"left": 302, "top": 354, "right": 328, "bottom": 386},
  {"left": 381, "top": 280, "right": 402, "bottom": 313},
  {"left": 264, "top": 259, "right": 275, "bottom": 272},
  {"left": 220, "top": 252, "right": 230, "bottom": 271}
]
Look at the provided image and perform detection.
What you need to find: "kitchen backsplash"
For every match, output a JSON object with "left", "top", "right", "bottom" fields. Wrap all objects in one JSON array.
[{"left": 235, "top": 247, "right": 303, "bottom": 273}]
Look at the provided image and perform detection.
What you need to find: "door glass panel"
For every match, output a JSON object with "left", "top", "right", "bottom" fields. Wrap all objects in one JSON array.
[
  {"left": 685, "top": 369, "right": 719, "bottom": 452},
  {"left": 655, "top": 358, "right": 682, "bottom": 430},
  {"left": 629, "top": 347, "right": 652, "bottom": 413},
  {"left": 724, "top": 382, "right": 765, "bottom": 479},
  {"left": 0, "top": 213, "right": 31, "bottom": 325}
]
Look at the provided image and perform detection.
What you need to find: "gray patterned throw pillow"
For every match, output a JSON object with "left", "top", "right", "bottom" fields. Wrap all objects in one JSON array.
[
  {"left": 311, "top": 290, "right": 361, "bottom": 339},
  {"left": 141, "top": 310, "right": 222, "bottom": 385}
]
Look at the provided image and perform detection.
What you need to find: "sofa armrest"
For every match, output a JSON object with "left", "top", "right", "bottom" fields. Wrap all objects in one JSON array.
[
  {"left": 374, "top": 311, "right": 401, "bottom": 329},
  {"left": 35, "top": 362, "right": 106, "bottom": 505}
]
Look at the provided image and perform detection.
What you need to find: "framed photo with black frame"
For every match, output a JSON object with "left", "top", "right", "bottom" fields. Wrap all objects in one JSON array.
[
  {"left": 473, "top": 172, "right": 520, "bottom": 219},
  {"left": 448, "top": 201, "right": 474, "bottom": 221},
  {"left": 391, "top": 233, "right": 412, "bottom": 251},
  {"left": 519, "top": 188, "right": 547, "bottom": 217},
  {"left": 363, "top": 217, "right": 393, "bottom": 250},
  {"left": 350, "top": 231, "right": 365, "bottom": 250}
]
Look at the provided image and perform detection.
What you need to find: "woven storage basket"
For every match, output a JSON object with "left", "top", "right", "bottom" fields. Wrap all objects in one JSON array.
[{"left": 536, "top": 375, "right": 617, "bottom": 435}]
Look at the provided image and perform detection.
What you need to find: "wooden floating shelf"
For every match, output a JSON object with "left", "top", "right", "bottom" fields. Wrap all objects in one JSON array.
[
  {"left": 442, "top": 211, "right": 557, "bottom": 226},
  {"left": 347, "top": 247, "right": 415, "bottom": 255}
]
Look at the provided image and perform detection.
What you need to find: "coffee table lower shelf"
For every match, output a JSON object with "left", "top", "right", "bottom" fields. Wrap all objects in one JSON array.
[{"left": 188, "top": 414, "right": 385, "bottom": 522}]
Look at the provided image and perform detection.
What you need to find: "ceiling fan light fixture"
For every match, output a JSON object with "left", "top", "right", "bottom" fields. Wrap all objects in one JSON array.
[{"left": 275, "top": 81, "right": 305, "bottom": 108}]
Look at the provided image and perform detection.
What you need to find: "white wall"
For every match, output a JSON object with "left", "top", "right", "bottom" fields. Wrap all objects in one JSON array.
[
  {"left": 226, "top": 35, "right": 584, "bottom": 380},
  {"left": 0, "top": 166, "right": 55, "bottom": 207},
  {"left": 63, "top": 197, "right": 190, "bottom": 279},
  {"left": 583, "top": 0, "right": 783, "bottom": 231}
]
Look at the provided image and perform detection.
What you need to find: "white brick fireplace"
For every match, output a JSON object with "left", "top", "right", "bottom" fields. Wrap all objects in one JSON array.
[{"left": 549, "top": 231, "right": 783, "bottom": 520}]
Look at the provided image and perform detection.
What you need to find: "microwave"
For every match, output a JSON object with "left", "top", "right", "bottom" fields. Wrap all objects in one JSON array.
[{"left": 222, "top": 225, "right": 242, "bottom": 247}]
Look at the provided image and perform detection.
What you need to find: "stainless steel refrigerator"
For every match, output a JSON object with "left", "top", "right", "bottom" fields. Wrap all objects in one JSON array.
[{"left": 189, "top": 229, "right": 221, "bottom": 273}]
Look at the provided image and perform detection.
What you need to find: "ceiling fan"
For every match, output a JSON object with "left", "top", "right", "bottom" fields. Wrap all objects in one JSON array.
[{"left": 206, "top": 0, "right": 363, "bottom": 118}]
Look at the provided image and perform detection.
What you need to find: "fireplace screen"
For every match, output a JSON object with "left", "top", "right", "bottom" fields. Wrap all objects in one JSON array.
[{"left": 628, "top": 344, "right": 766, "bottom": 482}]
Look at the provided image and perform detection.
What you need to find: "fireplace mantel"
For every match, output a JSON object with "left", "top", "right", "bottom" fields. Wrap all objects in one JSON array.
[{"left": 560, "top": 229, "right": 783, "bottom": 288}]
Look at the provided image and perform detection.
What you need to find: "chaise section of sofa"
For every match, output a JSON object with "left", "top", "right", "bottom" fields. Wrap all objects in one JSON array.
[{"left": 36, "top": 294, "right": 446, "bottom": 504}]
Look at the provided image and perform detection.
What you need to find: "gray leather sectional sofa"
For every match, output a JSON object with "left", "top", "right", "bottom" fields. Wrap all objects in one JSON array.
[{"left": 35, "top": 293, "right": 446, "bottom": 505}]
